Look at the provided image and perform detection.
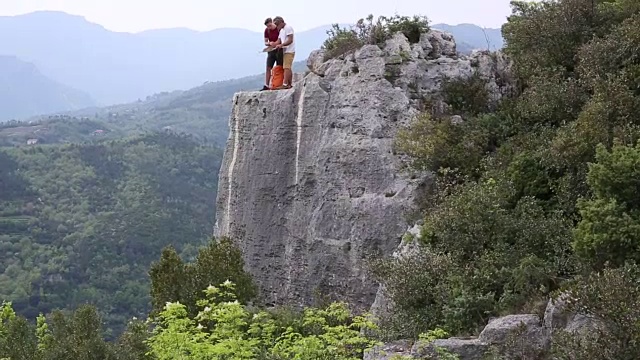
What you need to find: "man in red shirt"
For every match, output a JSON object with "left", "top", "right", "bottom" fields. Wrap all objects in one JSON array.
[{"left": 262, "top": 18, "right": 282, "bottom": 91}]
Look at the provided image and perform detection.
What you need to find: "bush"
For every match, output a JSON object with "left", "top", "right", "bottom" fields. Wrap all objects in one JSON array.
[
  {"left": 577, "top": 13, "right": 640, "bottom": 92},
  {"left": 371, "top": 176, "right": 574, "bottom": 338},
  {"left": 149, "top": 237, "right": 257, "bottom": 318},
  {"left": 322, "top": 23, "right": 366, "bottom": 61},
  {"left": 574, "top": 142, "right": 640, "bottom": 269},
  {"left": 395, "top": 112, "right": 509, "bottom": 181},
  {"left": 322, "top": 14, "right": 430, "bottom": 60},
  {"left": 368, "top": 247, "right": 455, "bottom": 339},
  {"left": 146, "top": 281, "right": 380, "bottom": 359},
  {"left": 551, "top": 263, "right": 640, "bottom": 359},
  {"left": 441, "top": 72, "right": 491, "bottom": 116}
]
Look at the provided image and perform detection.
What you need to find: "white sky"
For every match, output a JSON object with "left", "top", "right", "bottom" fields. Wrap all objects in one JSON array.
[{"left": 0, "top": 0, "right": 518, "bottom": 33}]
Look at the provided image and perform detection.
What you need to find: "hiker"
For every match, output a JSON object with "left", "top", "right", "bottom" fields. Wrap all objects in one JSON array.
[
  {"left": 262, "top": 17, "right": 283, "bottom": 91},
  {"left": 271, "top": 16, "right": 295, "bottom": 89}
]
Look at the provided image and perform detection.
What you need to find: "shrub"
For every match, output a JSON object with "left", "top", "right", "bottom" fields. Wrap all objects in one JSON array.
[
  {"left": 441, "top": 71, "right": 491, "bottom": 116},
  {"left": 368, "top": 247, "right": 455, "bottom": 339},
  {"left": 421, "top": 175, "right": 574, "bottom": 295},
  {"left": 371, "top": 176, "right": 574, "bottom": 338},
  {"left": 574, "top": 142, "right": 640, "bottom": 269},
  {"left": 146, "top": 281, "right": 380, "bottom": 359},
  {"left": 149, "top": 237, "right": 257, "bottom": 318},
  {"left": 322, "top": 14, "right": 430, "bottom": 60},
  {"left": 395, "top": 112, "right": 507, "bottom": 180},
  {"left": 551, "top": 263, "right": 640, "bottom": 359},
  {"left": 322, "top": 23, "right": 366, "bottom": 61},
  {"left": 384, "top": 15, "right": 430, "bottom": 43},
  {"left": 577, "top": 13, "right": 640, "bottom": 92}
]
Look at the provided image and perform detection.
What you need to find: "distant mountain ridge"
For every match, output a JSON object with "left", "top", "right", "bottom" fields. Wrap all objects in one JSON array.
[
  {"left": 432, "top": 23, "right": 504, "bottom": 52},
  {"left": 0, "top": 11, "right": 332, "bottom": 105},
  {"left": 0, "top": 11, "right": 504, "bottom": 108},
  {"left": 0, "top": 56, "right": 95, "bottom": 121}
]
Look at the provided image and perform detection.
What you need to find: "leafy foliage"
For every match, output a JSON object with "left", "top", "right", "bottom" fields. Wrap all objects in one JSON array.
[
  {"left": 322, "top": 14, "right": 430, "bottom": 60},
  {"left": 0, "top": 132, "right": 221, "bottom": 338},
  {"left": 377, "top": 0, "right": 640, "bottom": 348},
  {"left": 440, "top": 72, "right": 491, "bottom": 116},
  {"left": 146, "top": 281, "right": 379, "bottom": 359},
  {"left": 395, "top": 113, "right": 501, "bottom": 178},
  {"left": 372, "top": 176, "right": 573, "bottom": 337},
  {"left": 574, "top": 143, "right": 640, "bottom": 269},
  {"left": 551, "top": 263, "right": 640, "bottom": 359},
  {"left": 0, "top": 301, "right": 148, "bottom": 360},
  {"left": 149, "top": 237, "right": 257, "bottom": 318}
]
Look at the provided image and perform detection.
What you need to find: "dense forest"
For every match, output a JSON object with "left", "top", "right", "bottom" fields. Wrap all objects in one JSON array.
[
  {"left": 376, "top": 0, "right": 640, "bottom": 357},
  {"left": 0, "top": 132, "right": 221, "bottom": 337},
  {"left": 1, "top": 0, "right": 640, "bottom": 358}
]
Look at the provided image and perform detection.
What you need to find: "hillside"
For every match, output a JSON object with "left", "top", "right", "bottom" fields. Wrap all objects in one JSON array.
[
  {"left": 0, "top": 61, "right": 308, "bottom": 147},
  {"left": 0, "top": 56, "right": 95, "bottom": 121},
  {"left": 1, "top": 2, "right": 640, "bottom": 358},
  {"left": 0, "top": 11, "right": 503, "bottom": 106},
  {"left": 0, "top": 11, "right": 332, "bottom": 105},
  {"left": 0, "top": 131, "right": 221, "bottom": 338}
]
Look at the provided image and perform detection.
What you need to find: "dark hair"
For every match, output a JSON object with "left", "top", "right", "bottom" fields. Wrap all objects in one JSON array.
[
  {"left": 273, "top": 16, "right": 284, "bottom": 25},
  {"left": 264, "top": 17, "right": 273, "bottom": 26}
]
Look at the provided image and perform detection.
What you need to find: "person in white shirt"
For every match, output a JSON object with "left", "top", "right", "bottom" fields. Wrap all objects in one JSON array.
[{"left": 270, "top": 16, "right": 295, "bottom": 89}]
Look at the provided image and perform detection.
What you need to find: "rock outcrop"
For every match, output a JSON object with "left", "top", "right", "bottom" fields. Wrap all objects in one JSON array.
[
  {"left": 213, "top": 30, "right": 511, "bottom": 310},
  {"left": 365, "top": 295, "right": 599, "bottom": 359}
]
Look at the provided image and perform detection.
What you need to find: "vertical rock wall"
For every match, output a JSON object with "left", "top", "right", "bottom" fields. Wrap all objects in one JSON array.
[{"left": 214, "top": 30, "right": 511, "bottom": 310}]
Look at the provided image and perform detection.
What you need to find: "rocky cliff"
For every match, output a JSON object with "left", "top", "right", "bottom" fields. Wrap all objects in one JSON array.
[{"left": 213, "top": 30, "right": 511, "bottom": 310}]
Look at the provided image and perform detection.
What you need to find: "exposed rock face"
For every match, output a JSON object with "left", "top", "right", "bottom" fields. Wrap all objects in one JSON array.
[{"left": 214, "top": 30, "right": 509, "bottom": 310}]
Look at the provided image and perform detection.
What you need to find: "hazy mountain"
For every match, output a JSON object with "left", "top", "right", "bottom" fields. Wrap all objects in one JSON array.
[
  {"left": 0, "top": 11, "right": 504, "bottom": 107},
  {"left": 431, "top": 23, "right": 504, "bottom": 53},
  {"left": 0, "top": 11, "right": 332, "bottom": 105},
  {"left": 2, "top": 61, "right": 308, "bottom": 147},
  {"left": 0, "top": 56, "right": 95, "bottom": 121}
]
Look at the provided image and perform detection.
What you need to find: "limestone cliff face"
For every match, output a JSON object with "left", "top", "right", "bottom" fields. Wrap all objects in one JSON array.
[{"left": 213, "top": 30, "right": 510, "bottom": 310}]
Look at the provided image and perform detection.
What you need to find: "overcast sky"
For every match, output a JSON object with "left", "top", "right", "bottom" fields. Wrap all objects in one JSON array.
[{"left": 0, "top": 0, "right": 518, "bottom": 33}]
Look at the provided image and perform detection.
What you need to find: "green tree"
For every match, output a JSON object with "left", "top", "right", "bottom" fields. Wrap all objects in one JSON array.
[
  {"left": 574, "top": 143, "right": 640, "bottom": 269},
  {"left": 372, "top": 176, "right": 574, "bottom": 337},
  {"left": 149, "top": 246, "right": 190, "bottom": 318},
  {"left": 0, "top": 302, "right": 38, "bottom": 360},
  {"left": 146, "top": 281, "right": 379, "bottom": 360},
  {"left": 149, "top": 237, "right": 257, "bottom": 318},
  {"left": 41, "top": 305, "right": 116, "bottom": 360}
]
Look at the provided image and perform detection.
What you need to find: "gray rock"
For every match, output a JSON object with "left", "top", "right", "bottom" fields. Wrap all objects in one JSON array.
[
  {"left": 543, "top": 293, "right": 601, "bottom": 337},
  {"left": 364, "top": 340, "right": 414, "bottom": 360},
  {"left": 214, "top": 30, "right": 511, "bottom": 310},
  {"left": 413, "top": 338, "right": 489, "bottom": 360},
  {"left": 450, "top": 115, "right": 464, "bottom": 125},
  {"left": 369, "top": 297, "right": 606, "bottom": 360},
  {"left": 427, "top": 30, "right": 457, "bottom": 58},
  {"left": 479, "top": 314, "right": 542, "bottom": 345},
  {"left": 384, "top": 32, "right": 414, "bottom": 65},
  {"left": 307, "top": 49, "right": 328, "bottom": 76},
  {"left": 365, "top": 338, "right": 489, "bottom": 360}
]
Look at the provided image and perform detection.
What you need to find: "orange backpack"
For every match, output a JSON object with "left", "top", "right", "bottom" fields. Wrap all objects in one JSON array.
[{"left": 270, "top": 65, "right": 284, "bottom": 89}]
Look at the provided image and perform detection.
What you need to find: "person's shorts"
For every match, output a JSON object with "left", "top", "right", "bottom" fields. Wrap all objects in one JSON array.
[
  {"left": 283, "top": 52, "right": 295, "bottom": 69},
  {"left": 266, "top": 49, "right": 284, "bottom": 68}
]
